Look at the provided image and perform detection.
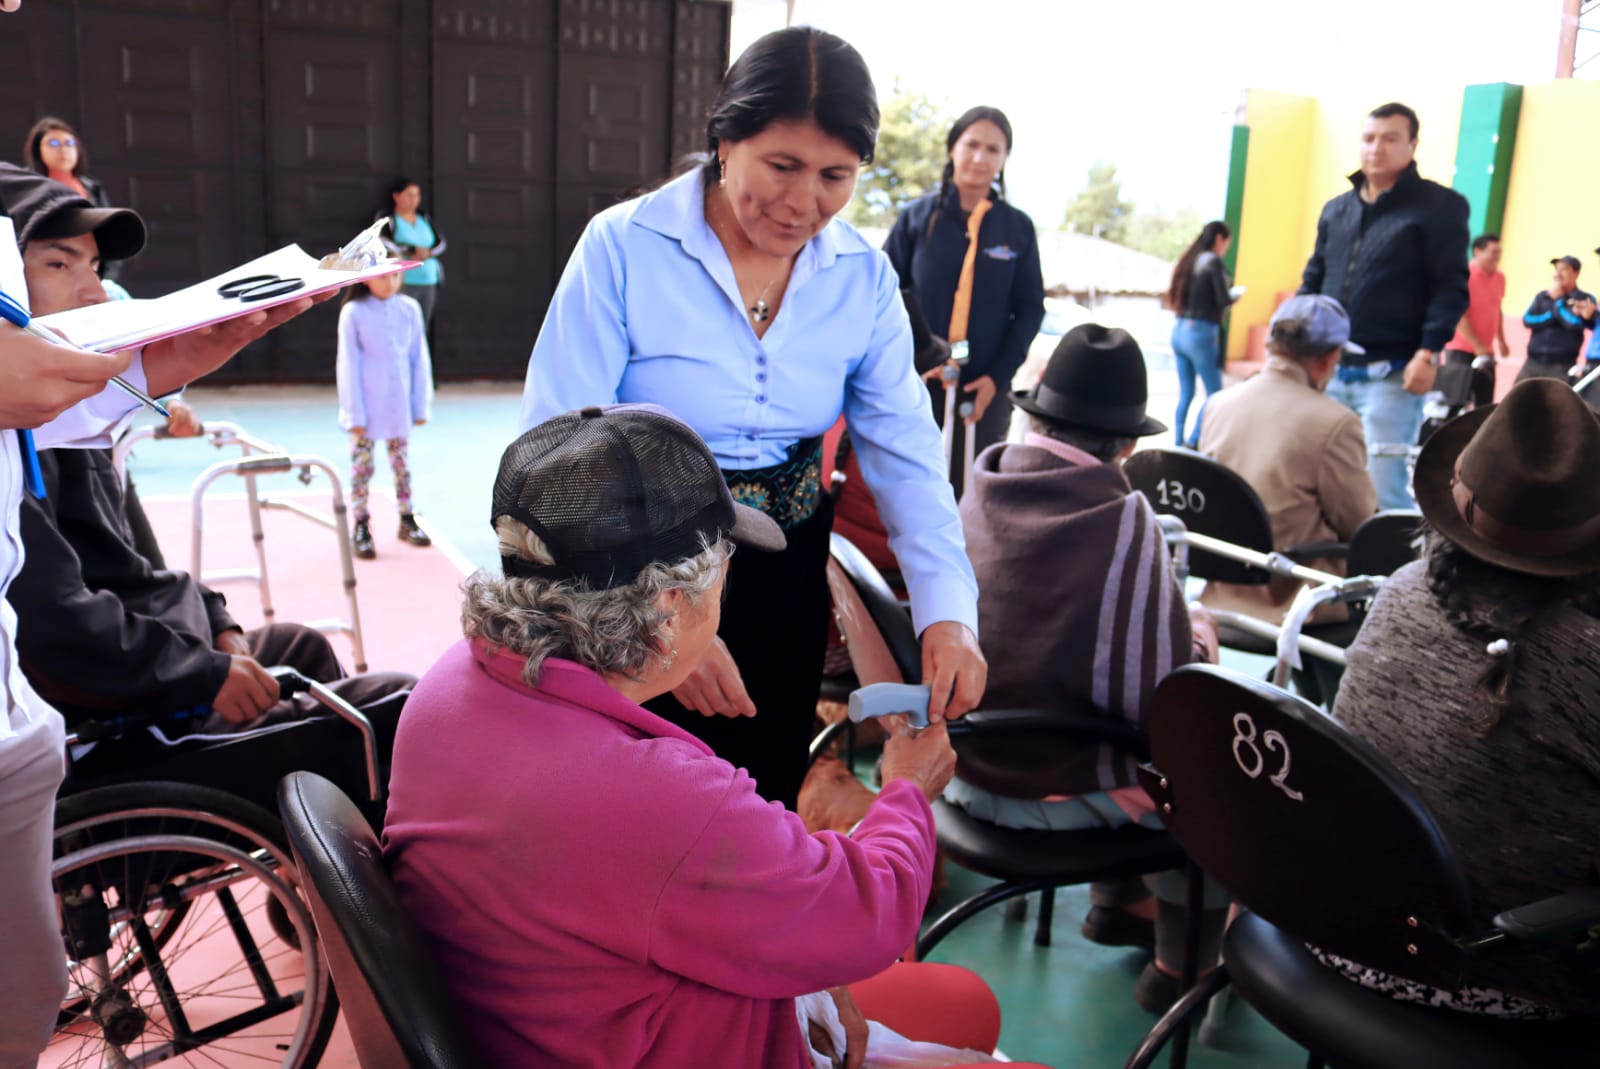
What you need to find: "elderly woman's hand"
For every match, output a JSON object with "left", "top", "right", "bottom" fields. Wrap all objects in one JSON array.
[
  {"left": 880, "top": 719, "right": 956, "bottom": 803},
  {"left": 671, "top": 635, "right": 757, "bottom": 718},
  {"left": 819, "top": 986, "right": 868, "bottom": 1069},
  {"left": 920, "top": 621, "right": 986, "bottom": 722}
]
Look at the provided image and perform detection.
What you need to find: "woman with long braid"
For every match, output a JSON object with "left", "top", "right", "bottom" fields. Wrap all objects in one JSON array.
[
  {"left": 1330, "top": 379, "right": 1600, "bottom": 1024},
  {"left": 885, "top": 107, "right": 1045, "bottom": 494}
]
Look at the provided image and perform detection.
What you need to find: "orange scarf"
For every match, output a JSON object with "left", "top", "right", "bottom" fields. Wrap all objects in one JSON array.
[{"left": 946, "top": 198, "right": 992, "bottom": 344}]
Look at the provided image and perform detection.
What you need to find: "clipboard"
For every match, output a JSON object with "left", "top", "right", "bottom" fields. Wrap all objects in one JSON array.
[{"left": 36, "top": 245, "right": 417, "bottom": 354}]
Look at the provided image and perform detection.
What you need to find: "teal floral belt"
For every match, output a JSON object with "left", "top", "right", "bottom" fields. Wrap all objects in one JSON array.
[{"left": 724, "top": 436, "right": 824, "bottom": 531}]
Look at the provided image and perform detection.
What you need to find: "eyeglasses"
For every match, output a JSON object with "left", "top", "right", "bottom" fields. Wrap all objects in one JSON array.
[{"left": 44, "top": 137, "right": 78, "bottom": 149}]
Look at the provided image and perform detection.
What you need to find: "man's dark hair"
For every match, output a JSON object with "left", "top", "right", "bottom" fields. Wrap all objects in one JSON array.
[
  {"left": 1027, "top": 416, "right": 1134, "bottom": 464},
  {"left": 1368, "top": 102, "right": 1419, "bottom": 141},
  {"left": 1472, "top": 233, "right": 1500, "bottom": 253}
]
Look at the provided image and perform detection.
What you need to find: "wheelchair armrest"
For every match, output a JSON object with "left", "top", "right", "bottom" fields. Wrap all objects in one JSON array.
[
  {"left": 1489, "top": 886, "right": 1600, "bottom": 948},
  {"left": 1282, "top": 540, "right": 1349, "bottom": 562},
  {"left": 949, "top": 707, "right": 1149, "bottom": 760},
  {"left": 266, "top": 666, "right": 383, "bottom": 804}
]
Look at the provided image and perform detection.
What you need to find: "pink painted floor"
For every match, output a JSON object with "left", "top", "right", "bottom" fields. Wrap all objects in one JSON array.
[{"left": 41, "top": 487, "right": 469, "bottom": 1068}]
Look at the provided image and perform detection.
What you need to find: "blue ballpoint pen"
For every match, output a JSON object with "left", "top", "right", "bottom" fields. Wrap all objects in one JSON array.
[{"left": 0, "top": 287, "right": 171, "bottom": 418}]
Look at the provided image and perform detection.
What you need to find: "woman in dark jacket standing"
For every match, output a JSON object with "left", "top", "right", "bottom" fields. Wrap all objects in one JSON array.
[
  {"left": 1166, "top": 219, "right": 1236, "bottom": 447},
  {"left": 885, "top": 106, "right": 1045, "bottom": 494}
]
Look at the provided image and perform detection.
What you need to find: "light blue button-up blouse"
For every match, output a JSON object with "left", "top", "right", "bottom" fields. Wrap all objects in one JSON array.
[{"left": 519, "top": 168, "right": 977, "bottom": 636}]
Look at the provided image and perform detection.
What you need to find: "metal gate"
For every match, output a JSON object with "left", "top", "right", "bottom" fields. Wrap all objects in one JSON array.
[{"left": 0, "top": 0, "right": 729, "bottom": 381}]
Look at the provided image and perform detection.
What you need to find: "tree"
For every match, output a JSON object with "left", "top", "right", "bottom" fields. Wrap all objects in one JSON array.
[
  {"left": 1122, "top": 206, "right": 1204, "bottom": 261},
  {"left": 846, "top": 88, "right": 950, "bottom": 229},
  {"left": 1062, "top": 160, "right": 1134, "bottom": 244}
]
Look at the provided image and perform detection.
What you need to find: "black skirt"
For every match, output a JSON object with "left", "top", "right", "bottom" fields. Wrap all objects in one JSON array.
[{"left": 647, "top": 495, "right": 834, "bottom": 810}]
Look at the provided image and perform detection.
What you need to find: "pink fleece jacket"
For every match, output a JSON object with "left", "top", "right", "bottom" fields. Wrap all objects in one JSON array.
[{"left": 382, "top": 639, "right": 937, "bottom": 1068}]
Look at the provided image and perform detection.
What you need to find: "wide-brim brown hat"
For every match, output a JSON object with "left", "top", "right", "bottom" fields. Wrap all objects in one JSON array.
[
  {"left": 1413, "top": 378, "right": 1600, "bottom": 577},
  {"left": 1011, "top": 323, "right": 1167, "bottom": 437}
]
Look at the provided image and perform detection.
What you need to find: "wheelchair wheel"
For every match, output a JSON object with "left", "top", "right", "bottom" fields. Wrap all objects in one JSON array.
[{"left": 46, "top": 781, "right": 337, "bottom": 1069}]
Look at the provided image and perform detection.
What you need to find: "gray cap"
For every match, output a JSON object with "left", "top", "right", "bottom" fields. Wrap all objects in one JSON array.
[{"left": 1269, "top": 294, "right": 1366, "bottom": 357}]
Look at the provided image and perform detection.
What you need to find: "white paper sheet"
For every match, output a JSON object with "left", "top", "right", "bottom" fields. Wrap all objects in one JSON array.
[{"left": 36, "top": 245, "right": 413, "bottom": 353}]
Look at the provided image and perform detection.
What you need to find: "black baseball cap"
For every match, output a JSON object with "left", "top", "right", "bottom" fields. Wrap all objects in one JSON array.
[
  {"left": 0, "top": 163, "right": 145, "bottom": 261},
  {"left": 494, "top": 404, "right": 785, "bottom": 588},
  {"left": 1551, "top": 255, "right": 1582, "bottom": 273}
]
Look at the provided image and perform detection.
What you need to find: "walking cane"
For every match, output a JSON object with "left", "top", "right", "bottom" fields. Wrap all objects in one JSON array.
[{"left": 940, "top": 341, "right": 972, "bottom": 477}]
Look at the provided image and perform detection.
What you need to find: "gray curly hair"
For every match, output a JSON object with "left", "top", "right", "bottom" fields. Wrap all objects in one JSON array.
[{"left": 463, "top": 516, "right": 733, "bottom": 686}]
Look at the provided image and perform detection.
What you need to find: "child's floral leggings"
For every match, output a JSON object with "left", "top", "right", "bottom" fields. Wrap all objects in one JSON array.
[{"left": 350, "top": 437, "right": 412, "bottom": 522}]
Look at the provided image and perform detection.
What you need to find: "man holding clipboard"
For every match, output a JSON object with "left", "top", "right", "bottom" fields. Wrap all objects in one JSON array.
[{"left": 0, "top": 157, "right": 327, "bottom": 1068}]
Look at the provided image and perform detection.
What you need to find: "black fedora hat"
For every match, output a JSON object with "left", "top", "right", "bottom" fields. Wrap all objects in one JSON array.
[
  {"left": 1011, "top": 323, "right": 1167, "bottom": 437},
  {"left": 1413, "top": 378, "right": 1600, "bottom": 577}
]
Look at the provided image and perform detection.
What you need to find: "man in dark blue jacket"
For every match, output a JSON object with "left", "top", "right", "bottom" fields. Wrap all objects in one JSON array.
[
  {"left": 1518, "top": 254, "right": 1597, "bottom": 383},
  {"left": 1299, "top": 101, "right": 1470, "bottom": 510}
]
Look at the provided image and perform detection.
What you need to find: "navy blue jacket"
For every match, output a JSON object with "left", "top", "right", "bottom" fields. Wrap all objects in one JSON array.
[
  {"left": 1522, "top": 288, "right": 1598, "bottom": 365},
  {"left": 1299, "top": 163, "right": 1470, "bottom": 365},
  {"left": 884, "top": 186, "right": 1045, "bottom": 389}
]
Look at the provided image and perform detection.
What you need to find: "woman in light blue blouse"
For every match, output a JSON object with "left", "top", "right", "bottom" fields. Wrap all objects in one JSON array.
[
  {"left": 379, "top": 178, "right": 445, "bottom": 329},
  {"left": 519, "top": 26, "right": 985, "bottom": 811}
]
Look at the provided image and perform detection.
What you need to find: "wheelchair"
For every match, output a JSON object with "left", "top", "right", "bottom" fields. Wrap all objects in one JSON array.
[{"left": 44, "top": 668, "right": 388, "bottom": 1069}]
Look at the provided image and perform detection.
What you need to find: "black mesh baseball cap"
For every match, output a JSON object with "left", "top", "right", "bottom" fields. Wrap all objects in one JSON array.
[{"left": 493, "top": 404, "right": 785, "bottom": 588}]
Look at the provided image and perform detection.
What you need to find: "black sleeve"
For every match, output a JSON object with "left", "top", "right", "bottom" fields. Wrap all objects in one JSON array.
[
  {"left": 1418, "top": 191, "right": 1471, "bottom": 353},
  {"left": 900, "top": 287, "right": 949, "bottom": 375},
  {"left": 883, "top": 205, "right": 918, "bottom": 285},
  {"left": 991, "top": 217, "right": 1046, "bottom": 388},
  {"left": 9, "top": 459, "right": 231, "bottom": 717},
  {"left": 1299, "top": 205, "right": 1330, "bottom": 295},
  {"left": 1206, "top": 254, "right": 1234, "bottom": 310},
  {"left": 201, "top": 585, "right": 239, "bottom": 638}
]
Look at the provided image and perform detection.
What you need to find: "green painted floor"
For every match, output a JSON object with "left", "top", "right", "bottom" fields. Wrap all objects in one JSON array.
[
  {"left": 130, "top": 383, "right": 1310, "bottom": 1067},
  {"left": 922, "top": 866, "right": 1304, "bottom": 1067}
]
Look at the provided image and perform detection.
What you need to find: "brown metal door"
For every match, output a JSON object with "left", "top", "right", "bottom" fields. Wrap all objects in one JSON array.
[
  {"left": 254, "top": 2, "right": 410, "bottom": 381},
  {"left": 0, "top": 0, "right": 729, "bottom": 383},
  {"left": 431, "top": 0, "right": 559, "bottom": 379}
]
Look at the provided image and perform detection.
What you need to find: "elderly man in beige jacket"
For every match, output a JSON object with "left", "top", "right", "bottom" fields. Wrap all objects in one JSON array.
[{"left": 1197, "top": 295, "right": 1378, "bottom": 628}]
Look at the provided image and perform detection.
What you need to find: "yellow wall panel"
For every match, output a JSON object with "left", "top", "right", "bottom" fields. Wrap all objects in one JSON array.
[
  {"left": 1230, "top": 90, "right": 1315, "bottom": 358},
  {"left": 1498, "top": 79, "right": 1600, "bottom": 318}
]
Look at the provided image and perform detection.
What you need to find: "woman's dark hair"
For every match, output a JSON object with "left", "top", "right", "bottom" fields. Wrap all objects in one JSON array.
[
  {"left": 922, "top": 105, "right": 1014, "bottom": 241},
  {"left": 388, "top": 177, "right": 420, "bottom": 199},
  {"left": 23, "top": 116, "right": 87, "bottom": 177},
  {"left": 701, "top": 26, "right": 878, "bottom": 183},
  {"left": 1166, "top": 220, "right": 1232, "bottom": 311},
  {"left": 1423, "top": 525, "right": 1600, "bottom": 736}
]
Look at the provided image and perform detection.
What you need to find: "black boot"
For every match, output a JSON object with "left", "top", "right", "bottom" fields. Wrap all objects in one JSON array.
[
  {"left": 398, "top": 513, "right": 432, "bottom": 547},
  {"left": 352, "top": 519, "right": 376, "bottom": 560}
]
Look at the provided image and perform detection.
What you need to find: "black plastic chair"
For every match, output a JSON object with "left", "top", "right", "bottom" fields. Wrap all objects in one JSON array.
[
  {"left": 278, "top": 771, "right": 482, "bottom": 1069},
  {"left": 822, "top": 535, "right": 1188, "bottom": 960},
  {"left": 1124, "top": 448, "right": 1361, "bottom": 653},
  {"left": 1346, "top": 509, "right": 1423, "bottom": 579},
  {"left": 1125, "top": 665, "right": 1600, "bottom": 1069}
]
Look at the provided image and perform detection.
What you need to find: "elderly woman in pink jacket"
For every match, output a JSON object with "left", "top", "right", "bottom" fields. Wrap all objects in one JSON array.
[{"left": 382, "top": 405, "right": 1048, "bottom": 1069}]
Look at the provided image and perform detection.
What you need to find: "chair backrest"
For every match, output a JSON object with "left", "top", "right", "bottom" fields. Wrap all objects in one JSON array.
[
  {"left": 1347, "top": 509, "right": 1423, "bottom": 578},
  {"left": 1123, "top": 448, "right": 1274, "bottom": 584},
  {"left": 278, "top": 771, "right": 481, "bottom": 1069},
  {"left": 829, "top": 533, "right": 921, "bottom": 684},
  {"left": 1141, "top": 664, "right": 1478, "bottom": 989}
]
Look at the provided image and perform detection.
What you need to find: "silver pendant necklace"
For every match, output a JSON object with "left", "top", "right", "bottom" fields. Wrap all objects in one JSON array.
[{"left": 750, "top": 277, "right": 778, "bottom": 323}]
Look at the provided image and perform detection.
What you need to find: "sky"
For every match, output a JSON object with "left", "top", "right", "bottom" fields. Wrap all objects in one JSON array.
[{"left": 730, "top": 0, "right": 1577, "bottom": 230}]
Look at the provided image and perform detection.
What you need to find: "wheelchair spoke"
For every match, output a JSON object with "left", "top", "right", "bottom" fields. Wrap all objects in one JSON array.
[{"left": 48, "top": 815, "right": 333, "bottom": 1069}]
